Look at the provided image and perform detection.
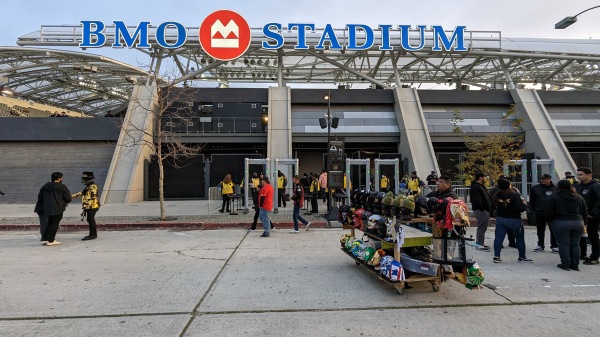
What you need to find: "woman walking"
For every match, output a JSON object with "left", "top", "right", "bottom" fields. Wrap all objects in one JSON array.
[
  {"left": 492, "top": 178, "right": 533, "bottom": 263},
  {"left": 219, "top": 174, "right": 234, "bottom": 213},
  {"left": 546, "top": 180, "right": 587, "bottom": 271}
]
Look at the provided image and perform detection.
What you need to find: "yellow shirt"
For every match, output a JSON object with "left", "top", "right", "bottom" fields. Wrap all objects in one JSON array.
[
  {"left": 277, "top": 176, "right": 286, "bottom": 189},
  {"left": 381, "top": 176, "right": 389, "bottom": 189},
  {"left": 221, "top": 181, "right": 234, "bottom": 195},
  {"left": 310, "top": 180, "right": 320, "bottom": 193},
  {"left": 408, "top": 178, "right": 421, "bottom": 193},
  {"left": 252, "top": 177, "right": 260, "bottom": 189}
]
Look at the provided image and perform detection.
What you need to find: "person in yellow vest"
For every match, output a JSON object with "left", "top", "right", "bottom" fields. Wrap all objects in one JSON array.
[
  {"left": 309, "top": 173, "right": 320, "bottom": 213},
  {"left": 250, "top": 172, "right": 260, "bottom": 207},
  {"left": 219, "top": 174, "right": 234, "bottom": 213},
  {"left": 277, "top": 170, "right": 288, "bottom": 208},
  {"left": 380, "top": 174, "right": 390, "bottom": 192},
  {"left": 407, "top": 171, "right": 425, "bottom": 196}
]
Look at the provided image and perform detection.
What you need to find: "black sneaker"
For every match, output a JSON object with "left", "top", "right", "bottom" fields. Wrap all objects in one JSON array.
[
  {"left": 508, "top": 242, "right": 517, "bottom": 248},
  {"left": 260, "top": 233, "right": 270, "bottom": 237},
  {"left": 583, "top": 260, "right": 599, "bottom": 265},
  {"left": 581, "top": 256, "right": 589, "bottom": 261},
  {"left": 557, "top": 263, "right": 571, "bottom": 271},
  {"left": 518, "top": 257, "right": 534, "bottom": 263},
  {"left": 569, "top": 264, "right": 580, "bottom": 271},
  {"left": 493, "top": 256, "right": 502, "bottom": 263}
]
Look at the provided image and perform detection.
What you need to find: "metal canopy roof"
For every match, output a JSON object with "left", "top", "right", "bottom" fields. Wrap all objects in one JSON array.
[
  {"left": 0, "top": 46, "right": 149, "bottom": 116},
  {"left": 12, "top": 25, "right": 600, "bottom": 101}
]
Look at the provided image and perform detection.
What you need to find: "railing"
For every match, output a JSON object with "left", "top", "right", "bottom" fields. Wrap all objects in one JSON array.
[
  {"left": 161, "top": 117, "right": 266, "bottom": 135},
  {"left": 451, "top": 182, "right": 533, "bottom": 201}
]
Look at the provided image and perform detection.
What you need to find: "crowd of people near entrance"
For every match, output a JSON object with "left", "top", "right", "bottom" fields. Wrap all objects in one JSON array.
[
  {"left": 469, "top": 167, "right": 599, "bottom": 271},
  {"left": 218, "top": 166, "right": 599, "bottom": 272}
]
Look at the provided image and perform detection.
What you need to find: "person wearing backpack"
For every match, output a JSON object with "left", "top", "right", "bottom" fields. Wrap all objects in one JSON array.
[
  {"left": 576, "top": 167, "right": 600, "bottom": 265},
  {"left": 71, "top": 171, "right": 101, "bottom": 241},
  {"left": 491, "top": 178, "right": 533, "bottom": 263},
  {"left": 470, "top": 172, "right": 492, "bottom": 251}
]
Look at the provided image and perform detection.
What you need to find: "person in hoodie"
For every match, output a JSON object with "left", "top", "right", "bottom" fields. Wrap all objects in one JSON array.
[
  {"left": 529, "top": 174, "right": 558, "bottom": 252},
  {"left": 576, "top": 167, "right": 600, "bottom": 265},
  {"left": 546, "top": 180, "right": 587, "bottom": 271},
  {"left": 491, "top": 178, "right": 533, "bottom": 263},
  {"left": 470, "top": 172, "right": 492, "bottom": 251},
  {"left": 71, "top": 172, "right": 100, "bottom": 241},
  {"left": 38, "top": 172, "right": 72, "bottom": 246}
]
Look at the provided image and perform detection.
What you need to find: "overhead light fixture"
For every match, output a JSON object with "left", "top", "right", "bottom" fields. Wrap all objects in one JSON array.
[
  {"left": 257, "top": 59, "right": 263, "bottom": 65},
  {"left": 0, "top": 86, "right": 15, "bottom": 96},
  {"left": 201, "top": 58, "right": 207, "bottom": 64},
  {"left": 250, "top": 59, "right": 256, "bottom": 65},
  {"left": 244, "top": 58, "right": 249, "bottom": 64}
]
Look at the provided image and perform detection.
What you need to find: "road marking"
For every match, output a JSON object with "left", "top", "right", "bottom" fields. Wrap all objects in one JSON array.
[{"left": 173, "top": 232, "right": 191, "bottom": 237}]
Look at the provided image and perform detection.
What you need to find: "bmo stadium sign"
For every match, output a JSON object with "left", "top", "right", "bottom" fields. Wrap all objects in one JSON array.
[{"left": 80, "top": 9, "right": 468, "bottom": 61}]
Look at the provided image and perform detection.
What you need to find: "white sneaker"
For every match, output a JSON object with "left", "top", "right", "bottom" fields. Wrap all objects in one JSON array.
[
  {"left": 551, "top": 247, "right": 559, "bottom": 253},
  {"left": 290, "top": 230, "right": 300, "bottom": 234},
  {"left": 305, "top": 222, "right": 311, "bottom": 231},
  {"left": 47, "top": 241, "right": 62, "bottom": 246},
  {"left": 533, "top": 246, "right": 544, "bottom": 252},
  {"left": 42, "top": 241, "right": 48, "bottom": 246}
]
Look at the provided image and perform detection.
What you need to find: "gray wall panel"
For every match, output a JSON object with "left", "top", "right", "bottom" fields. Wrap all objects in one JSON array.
[
  {"left": 0, "top": 142, "right": 115, "bottom": 203},
  {"left": 0, "top": 118, "right": 121, "bottom": 141}
]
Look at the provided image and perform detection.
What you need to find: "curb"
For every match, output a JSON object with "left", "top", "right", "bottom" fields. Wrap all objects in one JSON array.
[{"left": 0, "top": 221, "right": 331, "bottom": 231}]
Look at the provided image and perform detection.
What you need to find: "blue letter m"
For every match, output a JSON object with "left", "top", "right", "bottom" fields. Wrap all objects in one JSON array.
[
  {"left": 112, "top": 21, "right": 151, "bottom": 48},
  {"left": 432, "top": 26, "right": 467, "bottom": 51}
]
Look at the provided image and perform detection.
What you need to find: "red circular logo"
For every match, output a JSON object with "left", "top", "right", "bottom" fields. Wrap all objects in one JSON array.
[{"left": 199, "top": 10, "right": 251, "bottom": 61}]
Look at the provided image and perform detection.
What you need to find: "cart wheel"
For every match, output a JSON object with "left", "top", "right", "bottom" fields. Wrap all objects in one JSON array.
[
  {"left": 432, "top": 284, "right": 440, "bottom": 292},
  {"left": 355, "top": 261, "right": 360, "bottom": 265},
  {"left": 396, "top": 288, "right": 404, "bottom": 295}
]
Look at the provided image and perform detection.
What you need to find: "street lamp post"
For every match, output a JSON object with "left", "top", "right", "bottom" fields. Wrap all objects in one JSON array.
[
  {"left": 324, "top": 90, "right": 332, "bottom": 212},
  {"left": 555, "top": 5, "right": 600, "bottom": 29}
]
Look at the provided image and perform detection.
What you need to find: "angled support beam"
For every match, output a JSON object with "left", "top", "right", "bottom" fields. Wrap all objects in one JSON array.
[
  {"left": 171, "top": 60, "right": 225, "bottom": 85},
  {"left": 389, "top": 50, "right": 402, "bottom": 87},
  {"left": 458, "top": 55, "right": 482, "bottom": 82},
  {"left": 305, "top": 49, "right": 390, "bottom": 89},
  {"left": 497, "top": 57, "right": 516, "bottom": 90}
]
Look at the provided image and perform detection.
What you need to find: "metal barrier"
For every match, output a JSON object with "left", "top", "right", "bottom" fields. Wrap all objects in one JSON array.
[{"left": 208, "top": 187, "right": 220, "bottom": 200}]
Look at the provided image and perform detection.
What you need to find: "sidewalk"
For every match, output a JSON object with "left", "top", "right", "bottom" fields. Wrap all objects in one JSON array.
[{"left": 0, "top": 200, "right": 331, "bottom": 230}]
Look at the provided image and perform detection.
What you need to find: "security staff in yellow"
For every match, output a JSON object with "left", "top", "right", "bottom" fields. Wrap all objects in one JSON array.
[
  {"left": 309, "top": 173, "right": 320, "bottom": 213},
  {"left": 380, "top": 174, "right": 390, "bottom": 192},
  {"left": 277, "top": 170, "right": 288, "bottom": 208},
  {"left": 219, "top": 174, "right": 234, "bottom": 213},
  {"left": 407, "top": 171, "right": 425, "bottom": 196},
  {"left": 71, "top": 171, "right": 100, "bottom": 241}
]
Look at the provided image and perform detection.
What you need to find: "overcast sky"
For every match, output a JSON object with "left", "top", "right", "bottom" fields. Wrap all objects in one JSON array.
[{"left": 2, "top": 0, "right": 599, "bottom": 66}]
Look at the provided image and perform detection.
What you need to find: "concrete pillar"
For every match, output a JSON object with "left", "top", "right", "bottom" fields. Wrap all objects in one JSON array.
[
  {"left": 267, "top": 86, "right": 292, "bottom": 182},
  {"left": 510, "top": 89, "right": 577, "bottom": 181},
  {"left": 393, "top": 88, "right": 440, "bottom": 177},
  {"left": 101, "top": 85, "right": 158, "bottom": 204}
]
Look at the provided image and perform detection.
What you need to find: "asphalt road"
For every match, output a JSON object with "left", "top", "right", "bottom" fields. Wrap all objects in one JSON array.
[{"left": 1, "top": 227, "right": 598, "bottom": 337}]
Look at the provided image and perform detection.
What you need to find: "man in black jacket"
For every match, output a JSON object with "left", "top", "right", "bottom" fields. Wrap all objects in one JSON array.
[
  {"left": 576, "top": 167, "right": 600, "bottom": 265},
  {"left": 530, "top": 174, "right": 558, "bottom": 253},
  {"left": 38, "top": 172, "right": 72, "bottom": 246},
  {"left": 470, "top": 172, "right": 491, "bottom": 251},
  {"left": 426, "top": 175, "right": 458, "bottom": 199}
]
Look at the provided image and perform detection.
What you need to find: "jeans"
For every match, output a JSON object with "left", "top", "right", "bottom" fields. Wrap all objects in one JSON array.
[
  {"left": 473, "top": 210, "right": 490, "bottom": 246},
  {"left": 494, "top": 217, "right": 526, "bottom": 259},
  {"left": 535, "top": 214, "right": 557, "bottom": 248},
  {"left": 293, "top": 204, "right": 308, "bottom": 231},
  {"left": 553, "top": 219, "right": 584, "bottom": 267},
  {"left": 259, "top": 208, "right": 272, "bottom": 235},
  {"left": 580, "top": 217, "right": 600, "bottom": 260}
]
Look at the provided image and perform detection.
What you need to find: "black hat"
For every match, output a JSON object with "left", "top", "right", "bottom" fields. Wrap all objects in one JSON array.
[
  {"left": 82, "top": 171, "right": 95, "bottom": 181},
  {"left": 557, "top": 179, "right": 571, "bottom": 190},
  {"left": 540, "top": 174, "right": 552, "bottom": 180}
]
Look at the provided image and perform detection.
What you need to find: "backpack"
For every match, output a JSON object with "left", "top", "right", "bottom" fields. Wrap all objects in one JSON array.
[{"left": 435, "top": 197, "right": 470, "bottom": 230}]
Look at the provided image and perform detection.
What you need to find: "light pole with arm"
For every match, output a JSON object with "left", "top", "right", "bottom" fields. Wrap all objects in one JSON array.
[
  {"left": 555, "top": 5, "right": 600, "bottom": 29},
  {"left": 324, "top": 90, "right": 332, "bottom": 212}
]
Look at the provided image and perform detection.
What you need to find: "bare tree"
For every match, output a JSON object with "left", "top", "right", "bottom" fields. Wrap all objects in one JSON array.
[
  {"left": 115, "top": 76, "right": 204, "bottom": 220},
  {"left": 450, "top": 105, "right": 524, "bottom": 184}
]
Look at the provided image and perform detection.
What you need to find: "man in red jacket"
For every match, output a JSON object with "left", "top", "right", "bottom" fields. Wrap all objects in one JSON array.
[{"left": 258, "top": 177, "right": 275, "bottom": 237}]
